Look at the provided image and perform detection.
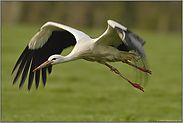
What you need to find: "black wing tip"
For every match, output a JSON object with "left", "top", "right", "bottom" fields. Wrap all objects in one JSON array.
[
  {"left": 115, "top": 26, "right": 146, "bottom": 46},
  {"left": 27, "top": 90, "right": 30, "bottom": 93},
  {"left": 18, "top": 87, "right": 21, "bottom": 91},
  {"left": 12, "top": 82, "right": 15, "bottom": 86},
  {"left": 19, "top": 84, "right": 23, "bottom": 90},
  {"left": 126, "top": 29, "right": 146, "bottom": 45},
  {"left": 11, "top": 46, "right": 29, "bottom": 74},
  {"left": 115, "top": 26, "right": 146, "bottom": 55},
  {"left": 35, "top": 82, "right": 39, "bottom": 90},
  {"left": 28, "top": 86, "right": 32, "bottom": 92},
  {"left": 11, "top": 71, "right": 15, "bottom": 76}
]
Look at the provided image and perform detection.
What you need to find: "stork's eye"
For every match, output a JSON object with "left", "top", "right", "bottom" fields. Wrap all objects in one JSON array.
[{"left": 52, "top": 58, "right": 57, "bottom": 61}]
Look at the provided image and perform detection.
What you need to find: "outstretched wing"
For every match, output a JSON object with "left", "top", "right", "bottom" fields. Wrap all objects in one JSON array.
[
  {"left": 95, "top": 20, "right": 149, "bottom": 85},
  {"left": 95, "top": 20, "right": 146, "bottom": 57},
  {"left": 11, "top": 22, "right": 90, "bottom": 91}
]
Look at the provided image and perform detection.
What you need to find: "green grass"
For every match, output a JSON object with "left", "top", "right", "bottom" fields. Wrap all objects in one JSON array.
[{"left": 1, "top": 24, "right": 182, "bottom": 122}]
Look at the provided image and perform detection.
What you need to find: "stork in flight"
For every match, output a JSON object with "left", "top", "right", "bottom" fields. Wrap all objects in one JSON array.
[{"left": 11, "top": 20, "right": 151, "bottom": 92}]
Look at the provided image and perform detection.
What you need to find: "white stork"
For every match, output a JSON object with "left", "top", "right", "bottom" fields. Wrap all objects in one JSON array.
[{"left": 11, "top": 20, "right": 151, "bottom": 92}]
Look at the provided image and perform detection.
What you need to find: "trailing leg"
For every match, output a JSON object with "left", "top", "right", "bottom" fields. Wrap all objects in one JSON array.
[
  {"left": 104, "top": 63, "right": 144, "bottom": 92},
  {"left": 122, "top": 60, "right": 152, "bottom": 74}
]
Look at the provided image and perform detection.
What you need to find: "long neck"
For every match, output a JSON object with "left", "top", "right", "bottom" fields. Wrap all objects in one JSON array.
[
  {"left": 60, "top": 53, "right": 79, "bottom": 63},
  {"left": 60, "top": 39, "right": 92, "bottom": 63}
]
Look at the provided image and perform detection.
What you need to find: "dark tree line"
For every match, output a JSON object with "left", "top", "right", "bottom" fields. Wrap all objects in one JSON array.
[{"left": 2, "top": 1, "right": 182, "bottom": 32}]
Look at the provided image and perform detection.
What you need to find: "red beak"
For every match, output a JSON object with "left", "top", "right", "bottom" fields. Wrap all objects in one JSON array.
[{"left": 33, "top": 60, "right": 52, "bottom": 72}]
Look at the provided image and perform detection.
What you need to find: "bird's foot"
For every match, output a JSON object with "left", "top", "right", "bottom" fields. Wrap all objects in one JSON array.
[
  {"left": 105, "top": 63, "right": 144, "bottom": 92},
  {"left": 138, "top": 65, "right": 152, "bottom": 74},
  {"left": 128, "top": 82, "right": 144, "bottom": 92},
  {"left": 122, "top": 61, "right": 152, "bottom": 74},
  {"left": 112, "top": 68, "right": 144, "bottom": 92}
]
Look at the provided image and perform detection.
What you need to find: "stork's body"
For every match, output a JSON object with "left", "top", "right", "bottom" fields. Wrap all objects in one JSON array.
[
  {"left": 12, "top": 20, "right": 151, "bottom": 92},
  {"left": 82, "top": 45, "right": 139, "bottom": 63}
]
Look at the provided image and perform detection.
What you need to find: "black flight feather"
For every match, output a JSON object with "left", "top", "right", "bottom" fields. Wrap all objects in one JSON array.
[
  {"left": 11, "top": 46, "right": 29, "bottom": 75},
  {"left": 115, "top": 27, "right": 146, "bottom": 57},
  {"left": 12, "top": 30, "right": 76, "bottom": 91}
]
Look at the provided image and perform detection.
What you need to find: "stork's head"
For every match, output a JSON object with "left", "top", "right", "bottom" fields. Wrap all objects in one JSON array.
[
  {"left": 48, "top": 55, "right": 65, "bottom": 65},
  {"left": 33, "top": 55, "right": 64, "bottom": 72}
]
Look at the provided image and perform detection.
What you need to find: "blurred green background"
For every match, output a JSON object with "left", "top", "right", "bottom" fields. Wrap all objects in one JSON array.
[{"left": 1, "top": 1, "right": 182, "bottom": 122}]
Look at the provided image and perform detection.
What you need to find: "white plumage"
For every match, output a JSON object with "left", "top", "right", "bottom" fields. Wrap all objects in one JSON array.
[{"left": 12, "top": 20, "right": 151, "bottom": 92}]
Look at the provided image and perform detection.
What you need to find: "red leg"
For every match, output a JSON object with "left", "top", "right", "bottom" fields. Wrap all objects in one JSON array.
[
  {"left": 122, "top": 60, "right": 152, "bottom": 74},
  {"left": 105, "top": 63, "right": 144, "bottom": 92}
]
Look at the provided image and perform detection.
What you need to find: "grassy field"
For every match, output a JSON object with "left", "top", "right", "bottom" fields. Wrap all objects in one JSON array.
[{"left": 1, "top": 24, "right": 182, "bottom": 122}]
